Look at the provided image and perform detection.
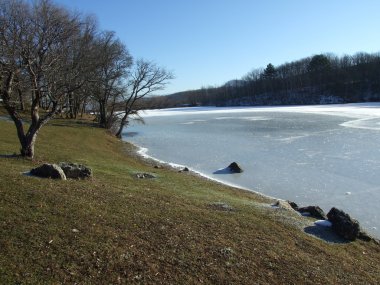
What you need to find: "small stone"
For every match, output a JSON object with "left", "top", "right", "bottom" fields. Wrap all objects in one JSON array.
[
  {"left": 220, "top": 247, "right": 234, "bottom": 257},
  {"left": 273, "top": 200, "right": 296, "bottom": 211},
  {"left": 208, "top": 202, "right": 235, "bottom": 211},
  {"left": 72, "top": 229, "right": 80, "bottom": 233},
  {"left": 298, "top": 205, "right": 327, "bottom": 220}
]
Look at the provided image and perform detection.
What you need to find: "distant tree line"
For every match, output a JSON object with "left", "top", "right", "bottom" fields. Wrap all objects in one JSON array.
[
  {"left": 146, "top": 52, "right": 380, "bottom": 108},
  {"left": 0, "top": 0, "right": 173, "bottom": 158}
]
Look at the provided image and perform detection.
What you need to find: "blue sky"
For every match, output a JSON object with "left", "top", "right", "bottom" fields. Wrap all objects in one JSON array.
[{"left": 55, "top": 0, "right": 380, "bottom": 95}]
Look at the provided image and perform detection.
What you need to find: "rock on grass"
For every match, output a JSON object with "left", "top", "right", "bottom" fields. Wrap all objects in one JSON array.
[{"left": 30, "top": 163, "right": 66, "bottom": 180}]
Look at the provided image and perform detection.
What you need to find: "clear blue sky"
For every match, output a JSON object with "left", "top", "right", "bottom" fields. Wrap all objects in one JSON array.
[{"left": 55, "top": 0, "right": 380, "bottom": 95}]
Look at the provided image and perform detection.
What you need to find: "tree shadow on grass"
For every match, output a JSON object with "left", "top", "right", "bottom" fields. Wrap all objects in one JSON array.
[
  {"left": 304, "top": 225, "right": 349, "bottom": 244},
  {"left": 49, "top": 120, "right": 100, "bottom": 129},
  {"left": 0, "top": 153, "right": 20, "bottom": 158}
]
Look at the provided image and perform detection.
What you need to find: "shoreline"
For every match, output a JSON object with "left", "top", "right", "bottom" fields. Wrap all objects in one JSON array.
[
  {"left": 124, "top": 140, "right": 277, "bottom": 203},
  {"left": 123, "top": 139, "right": 380, "bottom": 242}
]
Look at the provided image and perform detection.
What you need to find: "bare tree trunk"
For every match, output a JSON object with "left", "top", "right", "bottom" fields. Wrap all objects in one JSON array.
[
  {"left": 98, "top": 99, "right": 107, "bottom": 127},
  {"left": 18, "top": 88, "right": 25, "bottom": 111},
  {"left": 115, "top": 112, "right": 128, "bottom": 138},
  {"left": 1, "top": 72, "right": 36, "bottom": 159},
  {"left": 80, "top": 99, "right": 87, "bottom": 117},
  {"left": 20, "top": 131, "right": 38, "bottom": 158}
]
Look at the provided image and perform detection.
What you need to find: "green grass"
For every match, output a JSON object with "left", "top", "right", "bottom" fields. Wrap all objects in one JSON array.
[{"left": 0, "top": 116, "right": 379, "bottom": 284}]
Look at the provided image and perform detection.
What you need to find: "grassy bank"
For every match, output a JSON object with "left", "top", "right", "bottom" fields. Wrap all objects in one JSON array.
[{"left": 0, "top": 117, "right": 379, "bottom": 284}]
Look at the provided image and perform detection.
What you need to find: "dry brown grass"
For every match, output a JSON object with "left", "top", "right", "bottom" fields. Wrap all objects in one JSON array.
[{"left": 0, "top": 117, "right": 379, "bottom": 284}]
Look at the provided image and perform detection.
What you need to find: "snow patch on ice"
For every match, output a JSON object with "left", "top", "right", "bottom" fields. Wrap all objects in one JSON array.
[
  {"left": 240, "top": 116, "right": 271, "bottom": 121},
  {"left": 340, "top": 118, "right": 380, "bottom": 131},
  {"left": 214, "top": 116, "right": 235, "bottom": 120},
  {"left": 314, "top": 220, "right": 332, "bottom": 227},
  {"left": 276, "top": 135, "right": 309, "bottom": 143}
]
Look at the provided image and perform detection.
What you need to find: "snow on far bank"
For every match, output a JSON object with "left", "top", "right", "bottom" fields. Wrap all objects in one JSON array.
[
  {"left": 136, "top": 103, "right": 380, "bottom": 131},
  {"left": 137, "top": 103, "right": 380, "bottom": 118}
]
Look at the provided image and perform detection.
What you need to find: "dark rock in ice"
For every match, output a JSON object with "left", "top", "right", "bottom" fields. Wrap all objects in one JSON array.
[
  {"left": 213, "top": 162, "right": 243, "bottom": 174},
  {"left": 327, "top": 207, "right": 360, "bottom": 241},
  {"left": 228, "top": 162, "right": 243, "bottom": 173},
  {"left": 59, "top": 162, "right": 92, "bottom": 179},
  {"left": 298, "top": 206, "right": 327, "bottom": 220},
  {"left": 30, "top": 163, "right": 66, "bottom": 180}
]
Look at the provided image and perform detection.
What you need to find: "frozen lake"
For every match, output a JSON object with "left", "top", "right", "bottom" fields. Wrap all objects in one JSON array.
[{"left": 123, "top": 103, "right": 380, "bottom": 238}]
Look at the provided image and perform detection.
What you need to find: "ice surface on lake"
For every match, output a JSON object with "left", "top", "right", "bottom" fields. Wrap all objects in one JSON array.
[{"left": 125, "top": 103, "right": 380, "bottom": 237}]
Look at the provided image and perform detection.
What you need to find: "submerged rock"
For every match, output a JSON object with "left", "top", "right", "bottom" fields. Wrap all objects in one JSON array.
[
  {"left": 30, "top": 163, "right": 66, "bottom": 180},
  {"left": 228, "top": 162, "right": 243, "bottom": 173},
  {"left": 59, "top": 162, "right": 92, "bottom": 179},
  {"left": 298, "top": 206, "right": 327, "bottom": 220}
]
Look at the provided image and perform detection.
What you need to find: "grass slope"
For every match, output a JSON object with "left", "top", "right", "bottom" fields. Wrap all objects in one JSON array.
[{"left": 0, "top": 117, "right": 379, "bottom": 284}]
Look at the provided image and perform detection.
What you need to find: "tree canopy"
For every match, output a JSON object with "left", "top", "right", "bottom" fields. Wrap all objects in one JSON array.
[{"left": 0, "top": 0, "right": 172, "bottom": 158}]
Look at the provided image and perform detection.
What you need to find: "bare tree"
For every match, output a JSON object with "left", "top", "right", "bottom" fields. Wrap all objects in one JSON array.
[
  {"left": 115, "top": 59, "right": 173, "bottom": 138},
  {"left": 89, "top": 31, "right": 132, "bottom": 128},
  {"left": 0, "top": 0, "right": 82, "bottom": 158}
]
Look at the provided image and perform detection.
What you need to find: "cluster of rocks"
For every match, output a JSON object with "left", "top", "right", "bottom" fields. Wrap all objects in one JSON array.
[
  {"left": 30, "top": 162, "right": 92, "bottom": 180},
  {"left": 279, "top": 200, "right": 376, "bottom": 242},
  {"left": 134, "top": 173, "right": 156, "bottom": 179}
]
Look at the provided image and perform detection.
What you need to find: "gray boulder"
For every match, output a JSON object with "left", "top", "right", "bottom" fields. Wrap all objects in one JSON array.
[
  {"left": 30, "top": 164, "right": 66, "bottom": 180},
  {"left": 298, "top": 205, "right": 327, "bottom": 220},
  {"left": 327, "top": 207, "right": 360, "bottom": 241},
  {"left": 59, "top": 162, "right": 92, "bottom": 179},
  {"left": 228, "top": 162, "right": 243, "bottom": 173}
]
